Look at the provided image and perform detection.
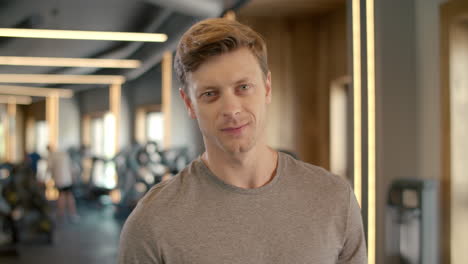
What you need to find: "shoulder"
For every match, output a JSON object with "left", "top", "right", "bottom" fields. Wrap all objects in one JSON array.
[
  {"left": 279, "top": 153, "right": 352, "bottom": 210},
  {"left": 124, "top": 159, "right": 199, "bottom": 228},
  {"left": 281, "top": 153, "right": 350, "bottom": 193}
]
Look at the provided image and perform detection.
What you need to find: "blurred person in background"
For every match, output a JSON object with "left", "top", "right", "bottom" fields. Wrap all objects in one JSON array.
[
  {"left": 27, "top": 151, "right": 41, "bottom": 177},
  {"left": 47, "top": 145, "right": 79, "bottom": 222}
]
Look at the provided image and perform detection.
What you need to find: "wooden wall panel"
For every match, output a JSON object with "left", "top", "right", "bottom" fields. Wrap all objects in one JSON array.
[
  {"left": 22, "top": 100, "right": 46, "bottom": 157},
  {"left": 240, "top": 17, "right": 298, "bottom": 154},
  {"left": 240, "top": 6, "right": 348, "bottom": 167},
  {"left": 290, "top": 17, "right": 321, "bottom": 164},
  {"left": 314, "top": 7, "right": 348, "bottom": 168},
  {"left": 25, "top": 100, "right": 46, "bottom": 121}
]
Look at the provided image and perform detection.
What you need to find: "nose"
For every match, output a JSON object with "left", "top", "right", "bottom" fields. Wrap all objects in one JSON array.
[{"left": 220, "top": 92, "right": 242, "bottom": 119}]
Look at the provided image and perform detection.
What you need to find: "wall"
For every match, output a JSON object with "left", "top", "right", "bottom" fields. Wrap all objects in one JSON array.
[
  {"left": 78, "top": 87, "right": 110, "bottom": 115},
  {"left": 414, "top": 0, "right": 449, "bottom": 262},
  {"left": 374, "top": 0, "right": 419, "bottom": 262},
  {"left": 239, "top": 6, "right": 348, "bottom": 167},
  {"left": 25, "top": 100, "right": 46, "bottom": 121},
  {"left": 237, "top": 16, "right": 298, "bottom": 154},
  {"left": 415, "top": 0, "right": 446, "bottom": 181},
  {"left": 58, "top": 98, "right": 80, "bottom": 151},
  {"left": 374, "top": 0, "right": 458, "bottom": 262},
  {"left": 296, "top": 8, "right": 348, "bottom": 168},
  {"left": 127, "top": 65, "right": 162, "bottom": 107}
]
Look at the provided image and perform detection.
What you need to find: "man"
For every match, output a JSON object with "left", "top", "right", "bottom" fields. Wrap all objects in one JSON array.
[{"left": 119, "top": 18, "right": 367, "bottom": 263}]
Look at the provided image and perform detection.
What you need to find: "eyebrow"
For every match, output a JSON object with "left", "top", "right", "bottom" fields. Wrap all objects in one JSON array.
[
  {"left": 232, "top": 77, "right": 250, "bottom": 85},
  {"left": 196, "top": 77, "right": 252, "bottom": 93},
  {"left": 197, "top": 85, "right": 218, "bottom": 93}
]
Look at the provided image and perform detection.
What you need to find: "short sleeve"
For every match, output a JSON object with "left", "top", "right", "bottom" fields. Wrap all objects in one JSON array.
[
  {"left": 118, "top": 209, "right": 161, "bottom": 264},
  {"left": 337, "top": 187, "right": 368, "bottom": 263}
]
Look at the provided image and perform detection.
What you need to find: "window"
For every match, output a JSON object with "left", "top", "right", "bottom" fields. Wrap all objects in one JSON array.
[
  {"left": 146, "top": 111, "right": 164, "bottom": 147},
  {"left": 0, "top": 120, "right": 4, "bottom": 161},
  {"left": 135, "top": 105, "right": 164, "bottom": 147},
  {"left": 87, "top": 112, "right": 117, "bottom": 189},
  {"left": 91, "top": 117, "right": 104, "bottom": 156},
  {"left": 330, "top": 77, "right": 352, "bottom": 182},
  {"left": 35, "top": 121, "right": 49, "bottom": 157},
  {"left": 89, "top": 112, "right": 116, "bottom": 158}
]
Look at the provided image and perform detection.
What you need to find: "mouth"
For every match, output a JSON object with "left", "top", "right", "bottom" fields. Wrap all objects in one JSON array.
[{"left": 220, "top": 123, "right": 249, "bottom": 135}]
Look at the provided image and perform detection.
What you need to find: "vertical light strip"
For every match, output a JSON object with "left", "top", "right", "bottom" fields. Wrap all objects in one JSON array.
[
  {"left": 352, "top": 0, "right": 362, "bottom": 206},
  {"left": 25, "top": 117, "right": 36, "bottom": 153},
  {"left": 162, "top": 51, "right": 172, "bottom": 149},
  {"left": 110, "top": 84, "right": 121, "bottom": 154},
  {"left": 0, "top": 28, "right": 168, "bottom": 42},
  {"left": 135, "top": 108, "right": 146, "bottom": 144},
  {"left": 366, "top": 0, "right": 376, "bottom": 263},
  {"left": 6, "top": 99, "right": 16, "bottom": 162},
  {"left": 46, "top": 93, "right": 59, "bottom": 151}
]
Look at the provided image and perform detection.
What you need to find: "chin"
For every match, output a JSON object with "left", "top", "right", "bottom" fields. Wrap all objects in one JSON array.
[{"left": 223, "top": 140, "right": 256, "bottom": 155}]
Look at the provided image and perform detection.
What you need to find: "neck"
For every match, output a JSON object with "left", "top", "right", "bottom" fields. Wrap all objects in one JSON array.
[{"left": 201, "top": 143, "right": 279, "bottom": 189}]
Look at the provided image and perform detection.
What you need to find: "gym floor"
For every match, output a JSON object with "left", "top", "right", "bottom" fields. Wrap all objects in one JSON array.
[{"left": 0, "top": 203, "right": 123, "bottom": 264}]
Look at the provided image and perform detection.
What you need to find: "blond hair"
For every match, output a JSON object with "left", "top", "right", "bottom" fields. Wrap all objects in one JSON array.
[{"left": 175, "top": 18, "right": 268, "bottom": 91}]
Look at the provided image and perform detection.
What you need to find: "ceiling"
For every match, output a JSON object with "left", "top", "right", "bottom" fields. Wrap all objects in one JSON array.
[
  {"left": 0, "top": 0, "right": 247, "bottom": 91},
  {"left": 239, "top": 0, "right": 346, "bottom": 16},
  {"left": 0, "top": 0, "right": 345, "bottom": 94}
]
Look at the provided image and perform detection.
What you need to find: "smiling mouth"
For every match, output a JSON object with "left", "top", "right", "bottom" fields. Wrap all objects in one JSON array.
[{"left": 220, "top": 123, "right": 249, "bottom": 133}]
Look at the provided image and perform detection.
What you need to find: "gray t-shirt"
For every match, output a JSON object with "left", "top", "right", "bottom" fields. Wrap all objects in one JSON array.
[{"left": 118, "top": 152, "right": 367, "bottom": 263}]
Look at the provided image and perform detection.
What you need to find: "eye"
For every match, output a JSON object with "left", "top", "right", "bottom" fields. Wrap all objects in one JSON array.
[
  {"left": 239, "top": 84, "right": 250, "bottom": 90},
  {"left": 199, "top": 90, "right": 219, "bottom": 102},
  {"left": 202, "top": 91, "right": 216, "bottom": 97},
  {"left": 237, "top": 84, "right": 252, "bottom": 94}
]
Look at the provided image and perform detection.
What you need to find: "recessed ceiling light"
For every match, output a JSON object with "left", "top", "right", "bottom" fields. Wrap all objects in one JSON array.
[
  {"left": 0, "top": 85, "right": 73, "bottom": 98},
  {"left": 0, "top": 56, "right": 141, "bottom": 68},
  {"left": 0, "top": 28, "right": 167, "bottom": 42},
  {"left": 0, "top": 74, "right": 125, "bottom": 85}
]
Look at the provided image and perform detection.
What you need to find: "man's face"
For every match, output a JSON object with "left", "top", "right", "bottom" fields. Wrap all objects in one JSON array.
[{"left": 180, "top": 47, "right": 272, "bottom": 155}]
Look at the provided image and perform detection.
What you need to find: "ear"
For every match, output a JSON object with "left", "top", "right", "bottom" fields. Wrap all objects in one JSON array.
[
  {"left": 179, "top": 88, "right": 197, "bottom": 119},
  {"left": 265, "top": 71, "right": 272, "bottom": 104}
]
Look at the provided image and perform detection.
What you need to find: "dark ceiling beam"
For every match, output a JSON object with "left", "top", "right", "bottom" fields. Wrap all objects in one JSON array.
[{"left": 145, "top": 0, "right": 224, "bottom": 18}]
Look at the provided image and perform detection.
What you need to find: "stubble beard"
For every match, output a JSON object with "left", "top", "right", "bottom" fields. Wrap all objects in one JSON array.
[{"left": 224, "top": 129, "right": 256, "bottom": 154}]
